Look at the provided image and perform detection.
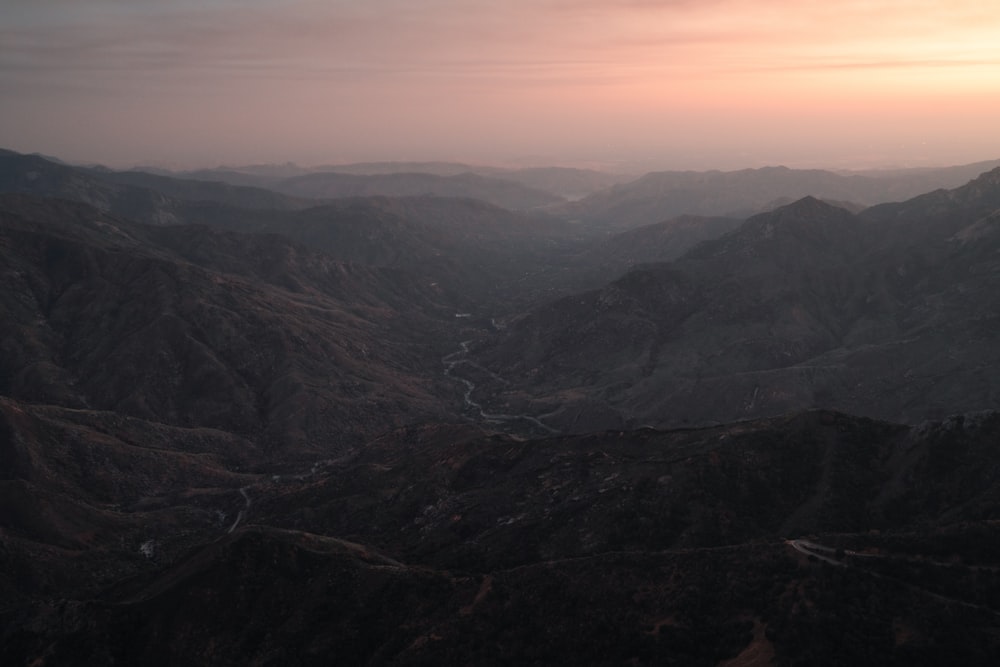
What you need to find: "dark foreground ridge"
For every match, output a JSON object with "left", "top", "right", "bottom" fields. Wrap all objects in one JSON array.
[{"left": 4, "top": 409, "right": 1000, "bottom": 665}]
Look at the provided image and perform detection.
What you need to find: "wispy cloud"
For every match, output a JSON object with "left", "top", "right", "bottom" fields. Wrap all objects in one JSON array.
[
  {"left": 754, "top": 57, "right": 1000, "bottom": 73},
  {"left": 4, "top": 0, "right": 997, "bottom": 82},
  {"left": 1, "top": 0, "right": 998, "bottom": 167}
]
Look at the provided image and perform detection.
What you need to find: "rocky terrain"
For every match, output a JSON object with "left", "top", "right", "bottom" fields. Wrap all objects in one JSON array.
[
  {"left": 4, "top": 410, "right": 1000, "bottom": 665},
  {"left": 0, "top": 194, "right": 457, "bottom": 455},
  {"left": 1, "top": 148, "right": 999, "bottom": 664}
]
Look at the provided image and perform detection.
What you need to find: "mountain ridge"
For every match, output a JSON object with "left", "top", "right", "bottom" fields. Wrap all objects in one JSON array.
[
  {"left": 0, "top": 194, "right": 460, "bottom": 455},
  {"left": 472, "top": 175, "right": 1000, "bottom": 431},
  {"left": 5, "top": 408, "right": 1000, "bottom": 665},
  {"left": 4, "top": 146, "right": 1000, "bottom": 665}
]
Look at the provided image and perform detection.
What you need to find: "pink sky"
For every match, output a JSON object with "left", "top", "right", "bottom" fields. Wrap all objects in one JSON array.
[{"left": 2, "top": 0, "right": 999, "bottom": 170}]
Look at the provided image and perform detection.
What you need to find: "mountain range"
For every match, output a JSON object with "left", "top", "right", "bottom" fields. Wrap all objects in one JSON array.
[
  {"left": 2, "top": 147, "right": 1000, "bottom": 664},
  {"left": 168, "top": 161, "right": 631, "bottom": 201},
  {"left": 553, "top": 160, "right": 1000, "bottom": 229},
  {"left": 471, "top": 171, "right": 1000, "bottom": 433}
]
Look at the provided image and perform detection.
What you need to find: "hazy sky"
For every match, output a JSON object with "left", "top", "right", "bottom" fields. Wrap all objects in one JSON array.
[{"left": 3, "top": 0, "right": 999, "bottom": 170}]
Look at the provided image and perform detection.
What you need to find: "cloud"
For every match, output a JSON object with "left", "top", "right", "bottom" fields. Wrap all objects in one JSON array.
[
  {"left": 2, "top": 0, "right": 998, "bottom": 167},
  {"left": 755, "top": 58, "right": 1000, "bottom": 73},
  {"left": 5, "top": 0, "right": 996, "bottom": 85}
]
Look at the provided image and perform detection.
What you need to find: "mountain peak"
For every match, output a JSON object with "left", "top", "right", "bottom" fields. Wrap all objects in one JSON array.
[
  {"left": 683, "top": 194, "right": 860, "bottom": 263},
  {"left": 772, "top": 194, "right": 844, "bottom": 214},
  {"left": 738, "top": 195, "right": 857, "bottom": 239}
]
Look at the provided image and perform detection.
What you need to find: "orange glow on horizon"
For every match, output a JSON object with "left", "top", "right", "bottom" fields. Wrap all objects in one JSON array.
[{"left": 1, "top": 0, "right": 998, "bottom": 169}]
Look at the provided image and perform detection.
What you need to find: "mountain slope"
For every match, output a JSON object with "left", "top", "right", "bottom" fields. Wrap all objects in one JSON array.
[
  {"left": 3, "top": 148, "right": 1000, "bottom": 665},
  {"left": 472, "top": 176, "right": 1000, "bottom": 431},
  {"left": 0, "top": 194, "right": 457, "bottom": 454},
  {"left": 0, "top": 149, "right": 313, "bottom": 223},
  {"left": 1, "top": 150, "right": 595, "bottom": 309},
  {"left": 84, "top": 166, "right": 313, "bottom": 211},
  {"left": 572, "top": 214, "right": 742, "bottom": 284},
  {"left": 5, "top": 410, "right": 1000, "bottom": 665}
]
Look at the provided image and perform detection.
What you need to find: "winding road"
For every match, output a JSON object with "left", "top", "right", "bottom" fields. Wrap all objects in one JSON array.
[
  {"left": 786, "top": 537, "right": 1000, "bottom": 616},
  {"left": 443, "top": 337, "right": 557, "bottom": 434},
  {"left": 227, "top": 486, "right": 252, "bottom": 534},
  {"left": 786, "top": 539, "right": 845, "bottom": 566}
]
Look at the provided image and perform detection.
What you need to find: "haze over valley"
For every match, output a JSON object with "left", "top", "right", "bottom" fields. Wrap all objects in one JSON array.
[{"left": 4, "top": 146, "right": 1000, "bottom": 664}]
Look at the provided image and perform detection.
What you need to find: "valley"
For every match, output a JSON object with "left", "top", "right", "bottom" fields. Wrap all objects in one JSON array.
[
  {"left": 442, "top": 333, "right": 558, "bottom": 436},
  {"left": 2, "top": 148, "right": 1000, "bottom": 664}
]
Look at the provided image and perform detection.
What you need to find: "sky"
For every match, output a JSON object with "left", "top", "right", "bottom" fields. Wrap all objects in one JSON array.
[{"left": 2, "top": 0, "right": 1000, "bottom": 171}]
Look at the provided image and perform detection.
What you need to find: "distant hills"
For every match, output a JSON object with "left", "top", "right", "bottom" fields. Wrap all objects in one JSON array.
[
  {"left": 271, "top": 171, "right": 563, "bottom": 210},
  {"left": 9, "top": 145, "right": 1000, "bottom": 232},
  {"left": 173, "top": 161, "right": 631, "bottom": 201},
  {"left": 0, "top": 149, "right": 313, "bottom": 224},
  {"left": 551, "top": 161, "right": 1000, "bottom": 229},
  {"left": 0, "top": 149, "right": 591, "bottom": 307}
]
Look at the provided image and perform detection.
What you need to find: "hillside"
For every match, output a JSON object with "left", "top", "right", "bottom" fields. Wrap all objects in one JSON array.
[
  {"left": 0, "top": 150, "right": 592, "bottom": 308},
  {"left": 2, "top": 149, "right": 1000, "bottom": 665},
  {"left": 471, "top": 173, "right": 1000, "bottom": 431},
  {"left": 4, "top": 410, "right": 1000, "bottom": 665},
  {"left": 0, "top": 194, "right": 458, "bottom": 455},
  {"left": 574, "top": 214, "right": 742, "bottom": 284},
  {"left": 0, "top": 149, "right": 313, "bottom": 224}
]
